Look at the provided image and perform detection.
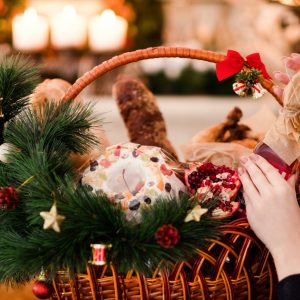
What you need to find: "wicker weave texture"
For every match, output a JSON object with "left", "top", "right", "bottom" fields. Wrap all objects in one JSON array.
[{"left": 51, "top": 219, "right": 276, "bottom": 300}]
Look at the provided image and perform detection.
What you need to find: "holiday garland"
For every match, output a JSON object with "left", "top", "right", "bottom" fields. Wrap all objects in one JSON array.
[
  {"left": 0, "top": 56, "right": 222, "bottom": 286},
  {"left": 233, "top": 68, "right": 265, "bottom": 98}
]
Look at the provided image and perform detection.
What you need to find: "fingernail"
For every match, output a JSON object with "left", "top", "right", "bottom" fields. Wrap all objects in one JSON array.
[
  {"left": 240, "top": 156, "right": 248, "bottom": 164},
  {"left": 250, "top": 153, "right": 259, "bottom": 161},
  {"left": 238, "top": 167, "right": 244, "bottom": 176},
  {"left": 273, "top": 72, "right": 283, "bottom": 80}
]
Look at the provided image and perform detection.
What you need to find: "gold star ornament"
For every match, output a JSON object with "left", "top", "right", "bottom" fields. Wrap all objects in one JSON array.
[
  {"left": 40, "top": 203, "right": 65, "bottom": 233},
  {"left": 184, "top": 205, "right": 208, "bottom": 223}
]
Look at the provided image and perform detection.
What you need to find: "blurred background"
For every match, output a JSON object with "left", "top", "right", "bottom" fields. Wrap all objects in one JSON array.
[
  {"left": 0, "top": 1, "right": 299, "bottom": 299},
  {"left": 0, "top": 0, "right": 299, "bottom": 95}
]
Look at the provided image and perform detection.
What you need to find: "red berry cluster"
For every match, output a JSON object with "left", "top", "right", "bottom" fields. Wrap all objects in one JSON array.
[
  {"left": 0, "top": 187, "right": 19, "bottom": 209},
  {"left": 187, "top": 162, "right": 236, "bottom": 192},
  {"left": 155, "top": 224, "right": 180, "bottom": 248},
  {"left": 219, "top": 200, "right": 233, "bottom": 212}
]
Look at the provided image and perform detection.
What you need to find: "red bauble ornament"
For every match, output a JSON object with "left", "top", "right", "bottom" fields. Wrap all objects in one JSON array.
[
  {"left": 155, "top": 224, "right": 180, "bottom": 248},
  {"left": 0, "top": 186, "right": 19, "bottom": 209},
  {"left": 32, "top": 279, "right": 53, "bottom": 299}
]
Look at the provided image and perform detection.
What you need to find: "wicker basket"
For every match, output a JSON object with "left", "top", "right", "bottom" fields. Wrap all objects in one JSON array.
[{"left": 52, "top": 47, "right": 280, "bottom": 300}]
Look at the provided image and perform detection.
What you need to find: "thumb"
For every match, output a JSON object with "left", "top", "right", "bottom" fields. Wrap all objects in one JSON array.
[{"left": 272, "top": 86, "right": 283, "bottom": 101}]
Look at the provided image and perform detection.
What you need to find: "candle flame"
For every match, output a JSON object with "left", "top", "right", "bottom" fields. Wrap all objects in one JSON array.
[
  {"left": 24, "top": 7, "right": 37, "bottom": 20},
  {"left": 275, "top": 0, "right": 300, "bottom": 5},
  {"left": 62, "top": 5, "right": 77, "bottom": 18},
  {"left": 101, "top": 9, "right": 116, "bottom": 22}
]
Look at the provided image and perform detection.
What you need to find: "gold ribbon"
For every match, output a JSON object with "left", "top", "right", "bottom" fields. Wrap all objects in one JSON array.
[{"left": 16, "top": 176, "right": 35, "bottom": 191}]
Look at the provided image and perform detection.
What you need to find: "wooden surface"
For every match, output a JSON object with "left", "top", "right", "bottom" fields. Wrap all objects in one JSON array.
[{"left": 0, "top": 283, "right": 35, "bottom": 300}]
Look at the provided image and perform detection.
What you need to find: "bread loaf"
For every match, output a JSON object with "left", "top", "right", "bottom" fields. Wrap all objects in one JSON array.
[{"left": 113, "top": 77, "right": 178, "bottom": 160}]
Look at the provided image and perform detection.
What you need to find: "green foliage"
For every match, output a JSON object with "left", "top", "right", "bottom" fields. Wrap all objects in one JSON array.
[
  {"left": 4, "top": 101, "right": 100, "bottom": 155},
  {"left": 145, "top": 67, "right": 233, "bottom": 95},
  {"left": 235, "top": 68, "right": 261, "bottom": 84},
  {"left": 0, "top": 55, "right": 40, "bottom": 143},
  {"left": 127, "top": 0, "right": 163, "bottom": 48},
  {"left": 235, "top": 68, "right": 262, "bottom": 97},
  {"left": 108, "top": 195, "right": 221, "bottom": 275},
  {"left": 1, "top": 100, "right": 100, "bottom": 190},
  {"left": 0, "top": 183, "right": 221, "bottom": 283},
  {"left": 0, "top": 98, "right": 104, "bottom": 285}
]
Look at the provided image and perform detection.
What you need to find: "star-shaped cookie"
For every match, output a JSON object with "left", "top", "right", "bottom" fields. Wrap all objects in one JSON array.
[
  {"left": 40, "top": 204, "right": 65, "bottom": 233},
  {"left": 184, "top": 205, "right": 208, "bottom": 223}
]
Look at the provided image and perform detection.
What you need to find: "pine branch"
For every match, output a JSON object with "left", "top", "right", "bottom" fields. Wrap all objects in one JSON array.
[
  {"left": 4, "top": 101, "right": 101, "bottom": 155},
  {"left": 0, "top": 162, "right": 9, "bottom": 186},
  {"left": 0, "top": 179, "right": 220, "bottom": 281},
  {"left": 0, "top": 98, "right": 104, "bottom": 234},
  {"left": 0, "top": 183, "right": 222, "bottom": 283},
  {"left": 110, "top": 195, "right": 222, "bottom": 275},
  {"left": 0, "top": 55, "right": 40, "bottom": 143},
  {"left": 0, "top": 84, "right": 112, "bottom": 285},
  {"left": 0, "top": 230, "right": 37, "bottom": 286}
]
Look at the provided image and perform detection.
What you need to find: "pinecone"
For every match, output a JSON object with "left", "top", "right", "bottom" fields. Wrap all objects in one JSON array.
[
  {"left": 0, "top": 187, "right": 19, "bottom": 209},
  {"left": 155, "top": 224, "right": 180, "bottom": 248}
]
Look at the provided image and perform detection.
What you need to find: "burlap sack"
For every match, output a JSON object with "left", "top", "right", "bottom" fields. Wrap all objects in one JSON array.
[
  {"left": 264, "top": 70, "right": 300, "bottom": 165},
  {"left": 181, "top": 142, "right": 251, "bottom": 167}
]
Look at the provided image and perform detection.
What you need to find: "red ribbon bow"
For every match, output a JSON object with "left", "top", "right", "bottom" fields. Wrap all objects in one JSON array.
[{"left": 216, "top": 50, "right": 271, "bottom": 81}]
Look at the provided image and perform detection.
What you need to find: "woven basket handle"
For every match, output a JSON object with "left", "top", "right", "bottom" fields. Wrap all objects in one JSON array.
[{"left": 62, "top": 46, "right": 282, "bottom": 106}]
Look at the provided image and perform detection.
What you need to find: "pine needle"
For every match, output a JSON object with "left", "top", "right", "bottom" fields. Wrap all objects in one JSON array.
[{"left": 0, "top": 55, "right": 40, "bottom": 143}]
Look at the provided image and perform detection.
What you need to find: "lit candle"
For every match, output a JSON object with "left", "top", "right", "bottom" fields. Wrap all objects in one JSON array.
[
  {"left": 51, "top": 5, "right": 87, "bottom": 49},
  {"left": 12, "top": 8, "right": 49, "bottom": 52},
  {"left": 88, "top": 9, "right": 128, "bottom": 52}
]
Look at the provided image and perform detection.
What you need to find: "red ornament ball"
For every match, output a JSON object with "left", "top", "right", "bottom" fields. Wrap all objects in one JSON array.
[
  {"left": 155, "top": 224, "right": 180, "bottom": 248},
  {"left": 32, "top": 280, "right": 53, "bottom": 299},
  {"left": 0, "top": 186, "right": 19, "bottom": 209}
]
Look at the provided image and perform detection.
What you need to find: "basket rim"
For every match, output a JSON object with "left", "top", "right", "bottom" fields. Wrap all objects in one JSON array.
[{"left": 61, "top": 46, "right": 282, "bottom": 106}]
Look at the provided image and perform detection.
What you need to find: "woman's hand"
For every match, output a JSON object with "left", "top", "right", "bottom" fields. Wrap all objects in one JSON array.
[
  {"left": 239, "top": 154, "right": 300, "bottom": 280},
  {"left": 273, "top": 53, "right": 300, "bottom": 100}
]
